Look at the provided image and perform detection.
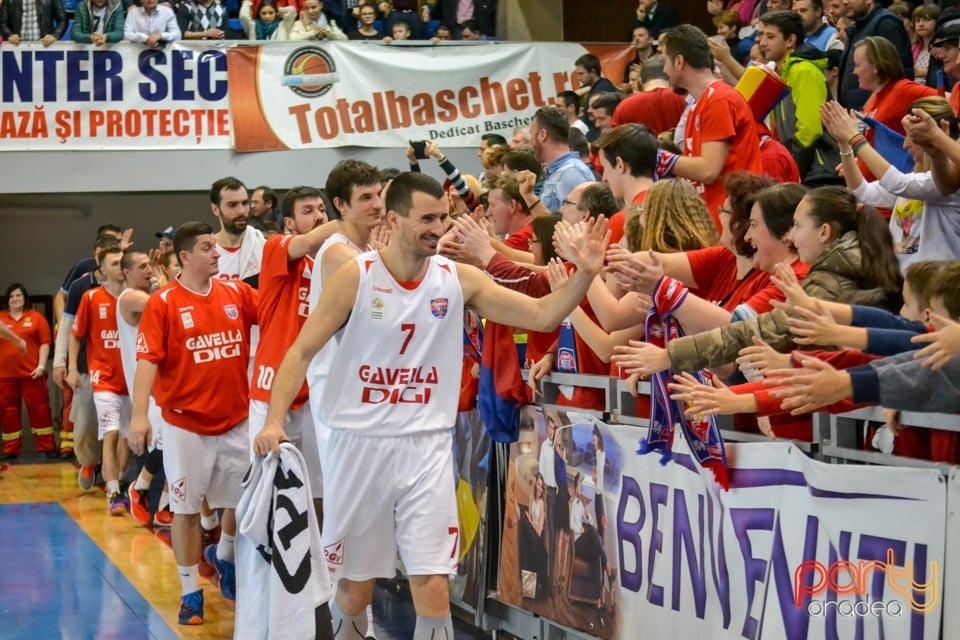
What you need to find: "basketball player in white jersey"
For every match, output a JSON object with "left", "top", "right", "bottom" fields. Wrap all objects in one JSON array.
[
  {"left": 255, "top": 173, "right": 610, "bottom": 640},
  {"left": 209, "top": 176, "right": 265, "bottom": 285},
  {"left": 306, "top": 160, "right": 385, "bottom": 447},
  {"left": 116, "top": 250, "right": 172, "bottom": 527}
]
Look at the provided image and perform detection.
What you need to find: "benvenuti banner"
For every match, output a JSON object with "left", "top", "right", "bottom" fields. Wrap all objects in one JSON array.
[
  {"left": 0, "top": 42, "right": 231, "bottom": 149},
  {"left": 498, "top": 408, "right": 945, "bottom": 639},
  {"left": 226, "top": 42, "right": 634, "bottom": 152}
]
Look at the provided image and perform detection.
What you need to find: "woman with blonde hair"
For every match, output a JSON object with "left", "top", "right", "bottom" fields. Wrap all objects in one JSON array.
[
  {"left": 823, "top": 95, "right": 960, "bottom": 268},
  {"left": 624, "top": 179, "right": 719, "bottom": 253}
]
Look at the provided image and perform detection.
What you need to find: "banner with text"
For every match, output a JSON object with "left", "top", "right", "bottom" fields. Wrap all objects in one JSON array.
[
  {"left": 226, "top": 42, "right": 633, "bottom": 151},
  {"left": 497, "top": 409, "right": 945, "bottom": 639},
  {"left": 0, "top": 42, "right": 231, "bottom": 149}
]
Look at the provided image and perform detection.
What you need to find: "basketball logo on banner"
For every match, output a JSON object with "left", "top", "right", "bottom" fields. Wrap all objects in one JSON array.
[{"left": 282, "top": 46, "right": 340, "bottom": 98}]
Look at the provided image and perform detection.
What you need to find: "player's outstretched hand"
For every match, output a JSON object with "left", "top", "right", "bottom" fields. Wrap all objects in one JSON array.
[
  {"left": 253, "top": 423, "right": 288, "bottom": 457},
  {"left": 736, "top": 335, "right": 791, "bottom": 378},
  {"left": 668, "top": 371, "right": 743, "bottom": 417},
  {"left": 786, "top": 300, "right": 840, "bottom": 346},
  {"left": 128, "top": 414, "right": 152, "bottom": 457},
  {"left": 554, "top": 215, "right": 609, "bottom": 277}
]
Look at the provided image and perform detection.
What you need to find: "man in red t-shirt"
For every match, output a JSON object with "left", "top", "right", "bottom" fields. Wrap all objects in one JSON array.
[
  {"left": 612, "top": 55, "right": 687, "bottom": 135},
  {"left": 69, "top": 246, "right": 129, "bottom": 514},
  {"left": 249, "top": 186, "right": 339, "bottom": 508},
  {"left": 129, "top": 222, "right": 258, "bottom": 625},
  {"left": 594, "top": 124, "right": 658, "bottom": 246},
  {"left": 662, "top": 24, "right": 763, "bottom": 225}
]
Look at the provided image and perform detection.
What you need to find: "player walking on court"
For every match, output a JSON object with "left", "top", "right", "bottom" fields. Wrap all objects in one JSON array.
[
  {"left": 255, "top": 173, "right": 610, "bottom": 640},
  {"left": 128, "top": 222, "right": 258, "bottom": 625}
]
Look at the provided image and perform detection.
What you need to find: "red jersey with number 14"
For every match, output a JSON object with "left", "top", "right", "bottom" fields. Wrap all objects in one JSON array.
[
  {"left": 137, "top": 279, "right": 258, "bottom": 436},
  {"left": 250, "top": 234, "right": 312, "bottom": 409},
  {"left": 72, "top": 287, "right": 126, "bottom": 395}
]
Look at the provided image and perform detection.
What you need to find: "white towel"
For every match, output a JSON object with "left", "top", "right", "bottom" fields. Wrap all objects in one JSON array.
[{"left": 236, "top": 443, "right": 332, "bottom": 640}]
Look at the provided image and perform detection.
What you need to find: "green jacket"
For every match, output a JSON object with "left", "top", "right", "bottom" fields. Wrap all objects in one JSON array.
[
  {"left": 774, "top": 44, "right": 841, "bottom": 185},
  {"left": 667, "top": 232, "right": 895, "bottom": 373},
  {"left": 72, "top": 0, "right": 124, "bottom": 43}
]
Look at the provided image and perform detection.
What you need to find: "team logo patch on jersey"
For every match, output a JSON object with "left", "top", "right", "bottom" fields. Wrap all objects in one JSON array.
[
  {"left": 224, "top": 304, "right": 239, "bottom": 320},
  {"left": 136, "top": 334, "right": 149, "bottom": 353},
  {"left": 180, "top": 311, "right": 194, "bottom": 329},
  {"left": 370, "top": 296, "right": 384, "bottom": 320},
  {"left": 324, "top": 538, "right": 345, "bottom": 568},
  {"left": 430, "top": 298, "right": 448, "bottom": 318},
  {"left": 170, "top": 477, "right": 186, "bottom": 504},
  {"left": 99, "top": 304, "right": 109, "bottom": 320}
]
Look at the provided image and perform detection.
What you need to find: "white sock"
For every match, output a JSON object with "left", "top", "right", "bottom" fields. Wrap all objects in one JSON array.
[
  {"left": 158, "top": 490, "right": 169, "bottom": 511},
  {"left": 217, "top": 533, "right": 235, "bottom": 563},
  {"left": 177, "top": 564, "right": 200, "bottom": 595},
  {"left": 106, "top": 480, "right": 120, "bottom": 495},
  {"left": 365, "top": 605, "right": 376, "bottom": 639},
  {"left": 134, "top": 473, "right": 150, "bottom": 491},
  {"left": 200, "top": 511, "right": 219, "bottom": 531}
]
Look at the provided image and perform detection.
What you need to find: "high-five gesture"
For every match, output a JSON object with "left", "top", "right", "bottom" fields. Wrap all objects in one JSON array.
[{"left": 552, "top": 216, "right": 610, "bottom": 277}]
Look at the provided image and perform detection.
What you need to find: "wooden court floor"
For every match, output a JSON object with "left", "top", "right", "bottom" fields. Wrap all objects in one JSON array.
[{"left": 0, "top": 461, "right": 234, "bottom": 640}]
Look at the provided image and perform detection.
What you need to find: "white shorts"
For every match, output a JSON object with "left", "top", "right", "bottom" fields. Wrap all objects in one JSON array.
[
  {"left": 248, "top": 399, "right": 323, "bottom": 497},
  {"left": 161, "top": 418, "right": 249, "bottom": 514},
  {"left": 93, "top": 391, "right": 132, "bottom": 440},
  {"left": 320, "top": 428, "right": 459, "bottom": 581}
]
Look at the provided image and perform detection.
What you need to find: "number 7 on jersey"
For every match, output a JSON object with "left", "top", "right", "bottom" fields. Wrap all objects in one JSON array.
[{"left": 399, "top": 323, "right": 416, "bottom": 355}]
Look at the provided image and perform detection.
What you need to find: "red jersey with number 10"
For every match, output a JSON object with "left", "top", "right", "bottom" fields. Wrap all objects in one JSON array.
[
  {"left": 137, "top": 279, "right": 258, "bottom": 436},
  {"left": 250, "top": 234, "right": 313, "bottom": 409},
  {"left": 72, "top": 287, "right": 126, "bottom": 395}
]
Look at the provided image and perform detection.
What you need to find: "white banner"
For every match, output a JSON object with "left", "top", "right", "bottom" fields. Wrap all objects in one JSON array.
[
  {"left": 226, "top": 42, "right": 633, "bottom": 151},
  {"left": 0, "top": 42, "right": 231, "bottom": 150},
  {"left": 498, "top": 409, "right": 945, "bottom": 639}
]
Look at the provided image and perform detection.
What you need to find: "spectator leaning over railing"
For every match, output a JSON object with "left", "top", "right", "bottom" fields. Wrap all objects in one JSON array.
[
  {"left": 609, "top": 186, "right": 904, "bottom": 378},
  {"left": 757, "top": 262, "right": 960, "bottom": 415},
  {"left": 823, "top": 97, "right": 960, "bottom": 270},
  {"left": 124, "top": 0, "right": 182, "bottom": 45},
  {"left": 72, "top": 0, "right": 125, "bottom": 45},
  {"left": 0, "top": 0, "right": 66, "bottom": 46}
]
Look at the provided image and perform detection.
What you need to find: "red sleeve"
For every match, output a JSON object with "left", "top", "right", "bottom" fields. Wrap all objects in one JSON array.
[
  {"left": 242, "top": 281, "right": 260, "bottom": 327},
  {"left": 794, "top": 349, "right": 881, "bottom": 369},
  {"left": 608, "top": 211, "right": 625, "bottom": 247},
  {"left": 137, "top": 292, "right": 167, "bottom": 364},
  {"left": 484, "top": 253, "right": 551, "bottom": 297},
  {"left": 738, "top": 261, "right": 809, "bottom": 315},
  {"left": 685, "top": 246, "right": 727, "bottom": 291},
  {"left": 34, "top": 311, "right": 52, "bottom": 346},
  {"left": 72, "top": 293, "right": 90, "bottom": 338},
  {"left": 698, "top": 95, "right": 738, "bottom": 144},
  {"left": 261, "top": 235, "right": 294, "bottom": 284},
  {"left": 503, "top": 225, "right": 534, "bottom": 250}
]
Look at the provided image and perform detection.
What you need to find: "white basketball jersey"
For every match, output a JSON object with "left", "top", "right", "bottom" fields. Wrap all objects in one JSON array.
[
  {"left": 116, "top": 288, "right": 140, "bottom": 398},
  {"left": 319, "top": 252, "right": 464, "bottom": 437},
  {"left": 305, "top": 232, "right": 365, "bottom": 391},
  {"left": 216, "top": 244, "right": 241, "bottom": 280}
]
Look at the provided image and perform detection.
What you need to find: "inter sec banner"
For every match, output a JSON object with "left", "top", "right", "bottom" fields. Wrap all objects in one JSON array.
[
  {"left": 0, "top": 42, "right": 231, "bottom": 149},
  {"left": 226, "top": 42, "right": 634, "bottom": 152},
  {"left": 498, "top": 409, "right": 945, "bottom": 639}
]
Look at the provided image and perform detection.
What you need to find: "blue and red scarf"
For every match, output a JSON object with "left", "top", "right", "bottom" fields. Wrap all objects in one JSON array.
[{"left": 639, "top": 276, "right": 729, "bottom": 489}]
